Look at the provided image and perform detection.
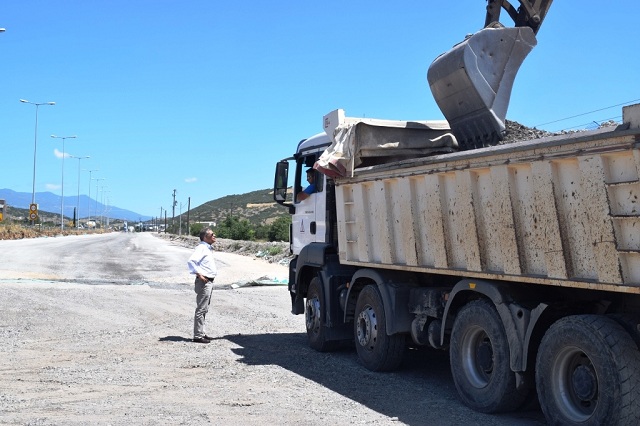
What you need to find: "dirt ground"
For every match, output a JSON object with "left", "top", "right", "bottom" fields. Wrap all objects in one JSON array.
[{"left": 0, "top": 232, "right": 545, "bottom": 425}]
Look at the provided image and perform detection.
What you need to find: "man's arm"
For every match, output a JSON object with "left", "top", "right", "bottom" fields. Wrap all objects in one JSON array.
[
  {"left": 187, "top": 246, "right": 204, "bottom": 275},
  {"left": 296, "top": 184, "right": 316, "bottom": 202}
]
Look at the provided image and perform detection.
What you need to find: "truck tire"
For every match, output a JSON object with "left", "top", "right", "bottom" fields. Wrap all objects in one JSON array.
[
  {"left": 305, "top": 277, "right": 336, "bottom": 352},
  {"left": 608, "top": 313, "right": 640, "bottom": 350},
  {"left": 449, "top": 299, "right": 526, "bottom": 413},
  {"left": 354, "top": 285, "right": 405, "bottom": 372},
  {"left": 535, "top": 315, "right": 640, "bottom": 426}
]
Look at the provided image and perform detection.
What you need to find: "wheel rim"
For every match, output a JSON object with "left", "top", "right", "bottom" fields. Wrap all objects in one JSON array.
[
  {"left": 305, "top": 296, "right": 321, "bottom": 334},
  {"left": 460, "top": 325, "right": 494, "bottom": 388},
  {"left": 356, "top": 305, "right": 378, "bottom": 350},
  {"left": 551, "top": 346, "right": 598, "bottom": 421}
]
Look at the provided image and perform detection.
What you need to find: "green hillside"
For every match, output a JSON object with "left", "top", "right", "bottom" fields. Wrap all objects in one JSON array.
[{"left": 184, "top": 188, "right": 289, "bottom": 226}]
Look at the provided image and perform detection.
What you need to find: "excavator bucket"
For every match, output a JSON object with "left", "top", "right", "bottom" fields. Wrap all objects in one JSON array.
[{"left": 428, "top": 26, "right": 537, "bottom": 150}]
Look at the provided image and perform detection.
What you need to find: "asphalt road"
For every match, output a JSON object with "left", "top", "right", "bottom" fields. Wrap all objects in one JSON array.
[{"left": 0, "top": 232, "right": 546, "bottom": 425}]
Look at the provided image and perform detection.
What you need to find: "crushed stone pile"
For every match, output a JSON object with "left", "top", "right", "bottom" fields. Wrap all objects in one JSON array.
[
  {"left": 502, "top": 118, "right": 618, "bottom": 144},
  {"left": 502, "top": 119, "right": 554, "bottom": 143}
]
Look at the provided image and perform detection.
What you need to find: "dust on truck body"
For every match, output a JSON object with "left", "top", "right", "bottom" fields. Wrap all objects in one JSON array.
[{"left": 274, "top": 104, "right": 640, "bottom": 425}]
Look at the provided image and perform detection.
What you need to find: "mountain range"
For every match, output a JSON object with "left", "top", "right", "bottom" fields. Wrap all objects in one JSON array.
[
  {"left": 0, "top": 187, "right": 289, "bottom": 225},
  {"left": 0, "top": 189, "right": 152, "bottom": 222}
]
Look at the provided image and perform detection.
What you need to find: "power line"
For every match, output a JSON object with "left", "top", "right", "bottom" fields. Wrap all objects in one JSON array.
[
  {"left": 550, "top": 115, "right": 622, "bottom": 132},
  {"left": 534, "top": 98, "right": 640, "bottom": 128}
]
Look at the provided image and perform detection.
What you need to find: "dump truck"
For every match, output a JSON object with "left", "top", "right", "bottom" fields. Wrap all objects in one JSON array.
[
  {"left": 275, "top": 105, "right": 640, "bottom": 425},
  {"left": 273, "top": 1, "right": 640, "bottom": 424}
]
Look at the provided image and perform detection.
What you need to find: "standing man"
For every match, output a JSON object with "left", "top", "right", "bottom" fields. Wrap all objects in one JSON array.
[{"left": 187, "top": 228, "right": 217, "bottom": 343}]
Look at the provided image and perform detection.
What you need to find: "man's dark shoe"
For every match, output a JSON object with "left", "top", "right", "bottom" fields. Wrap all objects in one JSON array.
[
  {"left": 193, "top": 337, "right": 211, "bottom": 343},
  {"left": 203, "top": 335, "right": 215, "bottom": 340}
]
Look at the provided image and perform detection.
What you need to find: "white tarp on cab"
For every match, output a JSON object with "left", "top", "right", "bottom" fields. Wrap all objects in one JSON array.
[{"left": 314, "top": 109, "right": 458, "bottom": 178}]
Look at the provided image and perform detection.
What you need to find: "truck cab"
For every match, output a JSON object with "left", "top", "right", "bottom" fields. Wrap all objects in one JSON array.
[{"left": 274, "top": 132, "right": 332, "bottom": 256}]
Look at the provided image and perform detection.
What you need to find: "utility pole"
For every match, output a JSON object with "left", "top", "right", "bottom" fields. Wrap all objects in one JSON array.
[
  {"left": 172, "top": 189, "right": 177, "bottom": 229},
  {"left": 187, "top": 197, "right": 191, "bottom": 237}
]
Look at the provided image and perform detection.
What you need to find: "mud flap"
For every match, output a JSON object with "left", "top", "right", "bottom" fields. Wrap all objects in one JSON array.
[{"left": 428, "top": 26, "right": 537, "bottom": 150}]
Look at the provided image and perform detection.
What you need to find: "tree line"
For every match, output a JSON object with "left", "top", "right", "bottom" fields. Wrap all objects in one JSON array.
[{"left": 174, "top": 215, "right": 291, "bottom": 242}]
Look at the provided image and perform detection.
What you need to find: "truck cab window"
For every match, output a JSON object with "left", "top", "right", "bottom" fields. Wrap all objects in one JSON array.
[{"left": 296, "top": 160, "right": 322, "bottom": 203}]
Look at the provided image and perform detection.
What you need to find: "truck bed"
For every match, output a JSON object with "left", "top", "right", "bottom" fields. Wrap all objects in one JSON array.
[{"left": 334, "top": 112, "right": 640, "bottom": 293}]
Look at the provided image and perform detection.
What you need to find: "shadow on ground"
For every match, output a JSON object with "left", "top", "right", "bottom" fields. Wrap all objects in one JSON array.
[
  {"left": 222, "top": 332, "right": 546, "bottom": 426},
  {"left": 159, "top": 335, "right": 193, "bottom": 343}
]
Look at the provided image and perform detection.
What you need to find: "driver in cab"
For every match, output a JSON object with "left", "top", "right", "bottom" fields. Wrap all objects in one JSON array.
[{"left": 296, "top": 168, "right": 316, "bottom": 202}]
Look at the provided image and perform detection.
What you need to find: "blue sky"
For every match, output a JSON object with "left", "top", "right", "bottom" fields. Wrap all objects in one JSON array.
[{"left": 2, "top": 1, "right": 639, "bottom": 217}]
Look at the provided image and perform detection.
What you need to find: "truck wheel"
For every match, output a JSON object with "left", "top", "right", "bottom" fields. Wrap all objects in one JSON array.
[
  {"left": 536, "top": 315, "right": 640, "bottom": 425},
  {"left": 450, "top": 299, "right": 526, "bottom": 413},
  {"left": 305, "top": 277, "right": 335, "bottom": 352},
  {"left": 354, "top": 285, "right": 405, "bottom": 372}
]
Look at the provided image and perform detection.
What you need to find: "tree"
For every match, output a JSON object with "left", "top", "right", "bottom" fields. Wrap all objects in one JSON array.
[
  {"left": 190, "top": 222, "right": 205, "bottom": 237},
  {"left": 268, "top": 216, "right": 290, "bottom": 242},
  {"left": 217, "top": 216, "right": 254, "bottom": 240},
  {"left": 254, "top": 224, "right": 269, "bottom": 241}
]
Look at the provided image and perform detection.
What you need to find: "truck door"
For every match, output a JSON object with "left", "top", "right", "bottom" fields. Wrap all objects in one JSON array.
[{"left": 292, "top": 166, "right": 326, "bottom": 255}]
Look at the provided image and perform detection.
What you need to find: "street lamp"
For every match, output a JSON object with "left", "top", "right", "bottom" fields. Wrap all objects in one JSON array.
[
  {"left": 69, "top": 155, "right": 90, "bottom": 228},
  {"left": 20, "top": 99, "right": 55, "bottom": 213},
  {"left": 85, "top": 169, "right": 99, "bottom": 221},
  {"left": 99, "top": 186, "right": 109, "bottom": 228},
  {"left": 103, "top": 190, "right": 112, "bottom": 228},
  {"left": 93, "top": 177, "right": 105, "bottom": 227},
  {"left": 51, "top": 134, "right": 77, "bottom": 230}
]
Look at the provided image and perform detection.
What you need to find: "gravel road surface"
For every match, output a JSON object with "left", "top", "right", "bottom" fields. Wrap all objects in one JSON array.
[{"left": 0, "top": 232, "right": 546, "bottom": 425}]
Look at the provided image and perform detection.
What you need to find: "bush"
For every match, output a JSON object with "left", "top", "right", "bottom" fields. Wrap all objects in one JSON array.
[
  {"left": 254, "top": 224, "right": 269, "bottom": 241},
  {"left": 190, "top": 222, "right": 205, "bottom": 237},
  {"left": 217, "top": 216, "right": 254, "bottom": 241},
  {"left": 268, "top": 216, "right": 290, "bottom": 242},
  {"left": 267, "top": 246, "right": 283, "bottom": 256}
]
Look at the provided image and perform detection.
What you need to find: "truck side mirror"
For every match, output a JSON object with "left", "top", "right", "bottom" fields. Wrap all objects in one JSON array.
[{"left": 274, "top": 161, "right": 290, "bottom": 203}]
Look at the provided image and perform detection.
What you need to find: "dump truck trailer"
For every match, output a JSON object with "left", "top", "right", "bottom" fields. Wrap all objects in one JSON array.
[{"left": 273, "top": 104, "right": 640, "bottom": 425}]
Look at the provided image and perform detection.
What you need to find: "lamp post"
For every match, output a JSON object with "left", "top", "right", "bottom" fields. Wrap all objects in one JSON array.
[
  {"left": 85, "top": 169, "right": 99, "bottom": 221},
  {"left": 103, "top": 190, "right": 111, "bottom": 228},
  {"left": 20, "top": 99, "right": 55, "bottom": 212},
  {"left": 70, "top": 155, "right": 90, "bottom": 228},
  {"left": 99, "top": 186, "right": 109, "bottom": 228},
  {"left": 93, "top": 178, "right": 105, "bottom": 228},
  {"left": 51, "top": 135, "right": 77, "bottom": 230}
]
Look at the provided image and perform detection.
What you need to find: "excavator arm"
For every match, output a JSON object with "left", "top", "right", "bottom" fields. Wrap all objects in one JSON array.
[
  {"left": 485, "top": 0, "right": 553, "bottom": 34},
  {"left": 428, "top": 1, "right": 554, "bottom": 150}
]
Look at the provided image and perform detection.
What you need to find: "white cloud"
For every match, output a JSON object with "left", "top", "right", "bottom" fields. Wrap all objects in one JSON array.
[
  {"left": 54, "top": 149, "right": 70, "bottom": 159},
  {"left": 46, "top": 183, "right": 61, "bottom": 191},
  {"left": 184, "top": 177, "right": 197, "bottom": 183}
]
